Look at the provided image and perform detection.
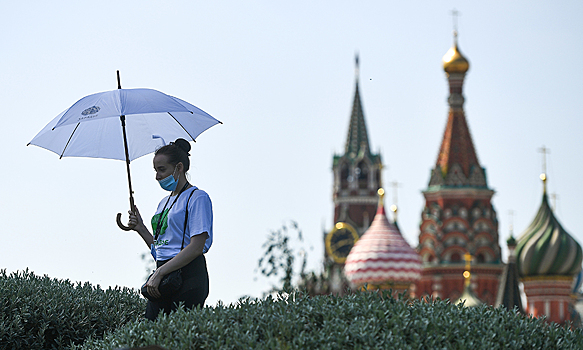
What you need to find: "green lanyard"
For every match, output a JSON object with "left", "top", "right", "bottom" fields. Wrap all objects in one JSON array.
[{"left": 154, "top": 182, "right": 189, "bottom": 241}]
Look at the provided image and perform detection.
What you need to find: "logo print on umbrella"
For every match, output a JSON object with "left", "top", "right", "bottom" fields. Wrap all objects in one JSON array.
[{"left": 81, "top": 106, "right": 101, "bottom": 116}]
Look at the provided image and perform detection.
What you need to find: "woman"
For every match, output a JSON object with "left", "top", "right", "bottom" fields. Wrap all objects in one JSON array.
[{"left": 128, "top": 138, "right": 212, "bottom": 320}]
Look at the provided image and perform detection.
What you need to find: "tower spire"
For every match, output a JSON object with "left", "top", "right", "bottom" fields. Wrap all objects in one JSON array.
[
  {"left": 344, "top": 55, "right": 371, "bottom": 159},
  {"left": 355, "top": 52, "right": 360, "bottom": 82},
  {"left": 507, "top": 209, "right": 517, "bottom": 258},
  {"left": 538, "top": 145, "right": 550, "bottom": 193},
  {"left": 451, "top": 9, "right": 460, "bottom": 37},
  {"left": 454, "top": 253, "right": 483, "bottom": 307},
  {"left": 389, "top": 181, "right": 401, "bottom": 224},
  {"left": 463, "top": 253, "right": 472, "bottom": 287},
  {"left": 331, "top": 53, "right": 383, "bottom": 234},
  {"left": 377, "top": 188, "right": 385, "bottom": 214},
  {"left": 429, "top": 30, "right": 483, "bottom": 188}
]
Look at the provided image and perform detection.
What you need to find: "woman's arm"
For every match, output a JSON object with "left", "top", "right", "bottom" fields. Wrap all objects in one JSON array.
[
  {"left": 145, "top": 232, "right": 208, "bottom": 299},
  {"left": 128, "top": 206, "right": 154, "bottom": 247}
]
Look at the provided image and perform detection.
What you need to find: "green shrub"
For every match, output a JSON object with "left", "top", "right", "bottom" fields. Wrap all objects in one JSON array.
[
  {"left": 0, "top": 269, "right": 145, "bottom": 349},
  {"left": 76, "top": 290, "right": 583, "bottom": 350},
  {"left": 3, "top": 270, "right": 582, "bottom": 350}
]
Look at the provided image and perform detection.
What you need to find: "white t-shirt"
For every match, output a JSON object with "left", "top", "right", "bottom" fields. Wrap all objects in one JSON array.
[{"left": 151, "top": 186, "right": 213, "bottom": 261}]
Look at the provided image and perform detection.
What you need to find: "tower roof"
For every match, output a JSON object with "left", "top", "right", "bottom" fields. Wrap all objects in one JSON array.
[
  {"left": 494, "top": 260, "right": 525, "bottom": 313},
  {"left": 433, "top": 108, "right": 482, "bottom": 182},
  {"left": 515, "top": 190, "right": 582, "bottom": 278},
  {"left": 334, "top": 55, "right": 380, "bottom": 166},
  {"left": 344, "top": 81, "right": 370, "bottom": 158},
  {"left": 344, "top": 189, "right": 422, "bottom": 286},
  {"left": 427, "top": 33, "right": 488, "bottom": 190}
]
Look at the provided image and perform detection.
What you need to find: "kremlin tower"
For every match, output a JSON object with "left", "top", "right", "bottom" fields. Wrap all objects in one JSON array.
[
  {"left": 416, "top": 32, "right": 504, "bottom": 304},
  {"left": 331, "top": 55, "right": 383, "bottom": 233},
  {"left": 344, "top": 188, "right": 422, "bottom": 296},
  {"left": 324, "top": 55, "right": 383, "bottom": 294},
  {"left": 514, "top": 171, "right": 582, "bottom": 324}
]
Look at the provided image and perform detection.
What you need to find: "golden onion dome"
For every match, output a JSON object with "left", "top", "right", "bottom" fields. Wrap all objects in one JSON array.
[{"left": 443, "top": 33, "right": 470, "bottom": 74}]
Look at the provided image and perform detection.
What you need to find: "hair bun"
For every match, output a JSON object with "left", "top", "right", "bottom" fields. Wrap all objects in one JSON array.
[{"left": 174, "top": 138, "right": 191, "bottom": 154}]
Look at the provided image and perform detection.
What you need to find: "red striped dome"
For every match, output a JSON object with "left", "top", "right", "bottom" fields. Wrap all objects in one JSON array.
[{"left": 344, "top": 197, "right": 421, "bottom": 287}]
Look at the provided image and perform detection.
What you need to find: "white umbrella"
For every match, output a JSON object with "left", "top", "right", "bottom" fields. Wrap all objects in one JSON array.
[{"left": 28, "top": 71, "right": 222, "bottom": 230}]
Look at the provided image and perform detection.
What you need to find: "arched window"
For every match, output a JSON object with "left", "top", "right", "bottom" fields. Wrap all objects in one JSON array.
[
  {"left": 423, "top": 253, "right": 435, "bottom": 264},
  {"left": 476, "top": 253, "right": 485, "bottom": 263},
  {"left": 450, "top": 252, "right": 461, "bottom": 262},
  {"left": 340, "top": 165, "right": 349, "bottom": 189},
  {"left": 357, "top": 161, "right": 368, "bottom": 189}
]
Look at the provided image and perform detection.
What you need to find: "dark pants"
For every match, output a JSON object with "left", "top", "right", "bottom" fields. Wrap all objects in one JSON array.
[{"left": 145, "top": 254, "right": 209, "bottom": 321}]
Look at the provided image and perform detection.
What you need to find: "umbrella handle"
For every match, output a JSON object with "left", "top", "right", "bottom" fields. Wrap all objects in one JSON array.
[{"left": 116, "top": 212, "right": 136, "bottom": 231}]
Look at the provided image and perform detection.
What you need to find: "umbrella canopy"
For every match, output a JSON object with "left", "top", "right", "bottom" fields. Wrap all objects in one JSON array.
[
  {"left": 29, "top": 77, "right": 221, "bottom": 230},
  {"left": 29, "top": 88, "right": 221, "bottom": 161}
]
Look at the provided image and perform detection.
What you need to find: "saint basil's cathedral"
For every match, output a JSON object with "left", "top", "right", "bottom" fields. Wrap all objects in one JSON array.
[{"left": 319, "top": 31, "right": 583, "bottom": 325}]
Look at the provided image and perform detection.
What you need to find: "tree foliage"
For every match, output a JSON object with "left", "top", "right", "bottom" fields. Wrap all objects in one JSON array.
[{"left": 256, "top": 220, "right": 308, "bottom": 293}]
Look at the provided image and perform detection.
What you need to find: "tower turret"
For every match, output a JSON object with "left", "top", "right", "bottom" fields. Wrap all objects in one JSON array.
[
  {"left": 325, "top": 55, "right": 383, "bottom": 295},
  {"left": 331, "top": 55, "right": 383, "bottom": 234},
  {"left": 416, "top": 31, "right": 503, "bottom": 305}
]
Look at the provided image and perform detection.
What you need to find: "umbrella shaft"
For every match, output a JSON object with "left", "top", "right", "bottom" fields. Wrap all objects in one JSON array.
[{"left": 120, "top": 115, "right": 135, "bottom": 210}]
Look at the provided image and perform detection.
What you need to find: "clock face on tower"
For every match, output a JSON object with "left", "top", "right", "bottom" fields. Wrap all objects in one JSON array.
[{"left": 325, "top": 222, "right": 359, "bottom": 264}]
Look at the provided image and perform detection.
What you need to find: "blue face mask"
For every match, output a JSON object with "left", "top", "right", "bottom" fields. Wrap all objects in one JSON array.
[{"left": 158, "top": 168, "right": 180, "bottom": 191}]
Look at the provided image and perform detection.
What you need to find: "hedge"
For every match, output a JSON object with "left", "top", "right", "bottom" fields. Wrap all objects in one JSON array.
[
  {"left": 0, "top": 269, "right": 145, "bottom": 349},
  {"left": 77, "top": 290, "right": 583, "bottom": 350},
  {"left": 3, "top": 269, "right": 583, "bottom": 349}
]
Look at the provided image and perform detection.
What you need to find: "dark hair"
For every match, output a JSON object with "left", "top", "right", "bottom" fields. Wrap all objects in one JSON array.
[{"left": 155, "top": 138, "right": 191, "bottom": 172}]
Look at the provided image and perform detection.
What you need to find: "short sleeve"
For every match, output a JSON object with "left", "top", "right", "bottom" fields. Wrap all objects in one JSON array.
[{"left": 188, "top": 192, "right": 213, "bottom": 238}]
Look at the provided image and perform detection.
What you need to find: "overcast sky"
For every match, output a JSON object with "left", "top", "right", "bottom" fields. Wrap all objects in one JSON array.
[{"left": 1, "top": 1, "right": 582, "bottom": 305}]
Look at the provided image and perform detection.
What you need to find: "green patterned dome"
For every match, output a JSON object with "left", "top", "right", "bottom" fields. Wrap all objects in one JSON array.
[{"left": 515, "top": 193, "right": 582, "bottom": 277}]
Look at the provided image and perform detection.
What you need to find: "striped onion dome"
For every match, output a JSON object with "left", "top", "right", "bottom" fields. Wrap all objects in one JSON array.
[
  {"left": 344, "top": 189, "right": 422, "bottom": 287},
  {"left": 515, "top": 191, "right": 582, "bottom": 278}
]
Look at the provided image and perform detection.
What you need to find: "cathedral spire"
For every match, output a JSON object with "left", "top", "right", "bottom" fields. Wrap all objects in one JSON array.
[
  {"left": 443, "top": 31, "right": 469, "bottom": 109},
  {"left": 428, "top": 31, "right": 485, "bottom": 189}
]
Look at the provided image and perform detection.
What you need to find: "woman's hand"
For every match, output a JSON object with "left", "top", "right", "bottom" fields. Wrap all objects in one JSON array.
[
  {"left": 128, "top": 206, "right": 146, "bottom": 232},
  {"left": 146, "top": 269, "right": 163, "bottom": 299},
  {"left": 128, "top": 205, "right": 154, "bottom": 247},
  {"left": 145, "top": 233, "right": 208, "bottom": 299}
]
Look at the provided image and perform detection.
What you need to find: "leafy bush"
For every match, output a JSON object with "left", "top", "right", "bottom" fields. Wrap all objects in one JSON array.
[
  {"left": 76, "top": 290, "right": 583, "bottom": 350},
  {"left": 0, "top": 269, "right": 145, "bottom": 349},
  {"left": 3, "top": 269, "right": 582, "bottom": 350}
]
